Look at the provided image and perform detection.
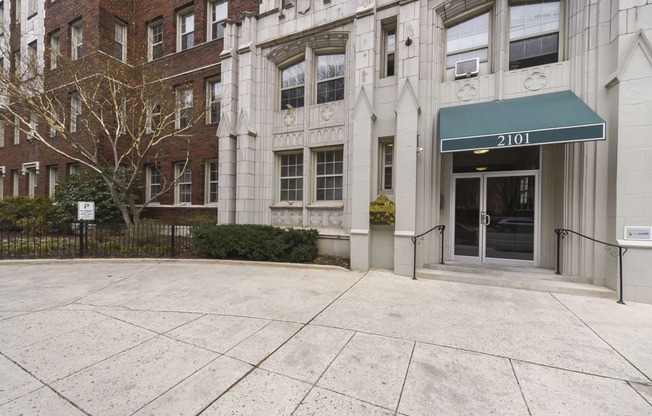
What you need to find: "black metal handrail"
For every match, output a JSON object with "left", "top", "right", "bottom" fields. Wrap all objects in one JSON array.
[
  {"left": 411, "top": 225, "right": 445, "bottom": 280},
  {"left": 555, "top": 228, "right": 627, "bottom": 304}
]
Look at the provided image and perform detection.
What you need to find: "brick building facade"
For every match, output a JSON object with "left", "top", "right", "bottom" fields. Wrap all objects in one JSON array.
[{"left": 0, "top": 0, "right": 257, "bottom": 222}]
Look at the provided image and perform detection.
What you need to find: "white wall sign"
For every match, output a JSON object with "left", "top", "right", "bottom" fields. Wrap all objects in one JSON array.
[
  {"left": 77, "top": 201, "right": 95, "bottom": 221},
  {"left": 624, "top": 226, "right": 652, "bottom": 241}
]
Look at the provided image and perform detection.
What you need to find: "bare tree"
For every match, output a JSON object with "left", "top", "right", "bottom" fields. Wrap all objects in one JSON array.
[{"left": 0, "top": 45, "right": 205, "bottom": 226}]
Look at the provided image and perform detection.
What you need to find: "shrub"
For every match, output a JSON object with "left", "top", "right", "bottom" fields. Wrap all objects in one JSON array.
[
  {"left": 0, "top": 196, "right": 56, "bottom": 224},
  {"left": 53, "top": 172, "right": 123, "bottom": 223},
  {"left": 191, "top": 224, "right": 319, "bottom": 263}
]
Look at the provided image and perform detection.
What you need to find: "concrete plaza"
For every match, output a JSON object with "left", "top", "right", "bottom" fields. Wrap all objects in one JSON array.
[{"left": 0, "top": 260, "right": 651, "bottom": 415}]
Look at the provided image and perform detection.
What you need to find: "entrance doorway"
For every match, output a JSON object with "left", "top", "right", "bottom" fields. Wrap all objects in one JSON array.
[{"left": 451, "top": 147, "right": 540, "bottom": 265}]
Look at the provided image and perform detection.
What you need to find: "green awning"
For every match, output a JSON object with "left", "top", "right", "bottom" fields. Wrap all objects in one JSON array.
[{"left": 439, "top": 91, "right": 606, "bottom": 153}]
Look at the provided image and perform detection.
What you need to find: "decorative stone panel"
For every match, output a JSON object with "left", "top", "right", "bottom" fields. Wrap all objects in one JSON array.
[
  {"left": 307, "top": 208, "right": 344, "bottom": 228},
  {"left": 309, "top": 101, "right": 345, "bottom": 129},
  {"left": 439, "top": 75, "right": 496, "bottom": 106},
  {"left": 503, "top": 61, "right": 570, "bottom": 99},
  {"left": 273, "top": 132, "right": 305, "bottom": 150},
  {"left": 307, "top": 127, "right": 345, "bottom": 147},
  {"left": 273, "top": 107, "right": 305, "bottom": 134},
  {"left": 271, "top": 207, "right": 303, "bottom": 227}
]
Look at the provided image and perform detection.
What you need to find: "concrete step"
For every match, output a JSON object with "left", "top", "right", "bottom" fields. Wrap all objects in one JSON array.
[
  {"left": 423, "top": 262, "right": 593, "bottom": 284},
  {"left": 416, "top": 266, "right": 617, "bottom": 299}
]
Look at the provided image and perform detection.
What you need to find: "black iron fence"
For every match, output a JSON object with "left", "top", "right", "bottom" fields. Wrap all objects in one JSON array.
[{"left": 0, "top": 220, "right": 209, "bottom": 259}]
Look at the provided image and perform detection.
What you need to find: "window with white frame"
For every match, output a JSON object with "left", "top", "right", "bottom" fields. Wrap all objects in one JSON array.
[
  {"left": 28, "top": 112, "right": 37, "bottom": 140},
  {"left": 279, "top": 152, "right": 303, "bottom": 202},
  {"left": 27, "top": 168, "right": 37, "bottom": 197},
  {"left": 28, "top": 0, "right": 37, "bottom": 16},
  {"left": 68, "top": 163, "right": 79, "bottom": 176},
  {"left": 205, "top": 160, "right": 218, "bottom": 204},
  {"left": 509, "top": 0, "right": 560, "bottom": 70},
  {"left": 0, "top": 171, "right": 3, "bottom": 198},
  {"left": 13, "top": 114, "right": 20, "bottom": 144},
  {"left": 50, "top": 32, "right": 60, "bottom": 69},
  {"left": 12, "top": 170, "right": 19, "bottom": 196},
  {"left": 316, "top": 54, "right": 345, "bottom": 104},
  {"left": 280, "top": 61, "right": 305, "bottom": 109},
  {"left": 380, "top": 139, "right": 394, "bottom": 192},
  {"left": 176, "top": 86, "right": 193, "bottom": 129},
  {"left": 315, "top": 148, "right": 343, "bottom": 201},
  {"left": 209, "top": 0, "right": 227, "bottom": 41},
  {"left": 71, "top": 21, "right": 83, "bottom": 60},
  {"left": 148, "top": 20, "right": 163, "bottom": 60},
  {"left": 146, "top": 165, "right": 161, "bottom": 203},
  {"left": 0, "top": 121, "right": 4, "bottom": 147},
  {"left": 445, "top": 12, "right": 489, "bottom": 68},
  {"left": 15, "top": 0, "right": 20, "bottom": 23},
  {"left": 147, "top": 100, "right": 161, "bottom": 133},
  {"left": 27, "top": 41, "right": 37, "bottom": 68},
  {"left": 175, "top": 163, "right": 192, "bottom": 204},
  {"left": 0, "top": 2, "right": 4, "bottom": 36},
  {"left": 207, "top": 79, "right": 222, "bottom": 124},
  {"left": 115, "top": 20, "right": 127, "bottom": 62},
  {"left": 178, "top": 9, "right": 194, "bottom": 51},
  {"left": 383, "top": 26, "right": 396, "bottom": 78},
  {"left": 48, "top": 165, "right": 58, "bottom": 197},
  {"left": 70, "top": 93, "right": 82, "bottom": 132}
]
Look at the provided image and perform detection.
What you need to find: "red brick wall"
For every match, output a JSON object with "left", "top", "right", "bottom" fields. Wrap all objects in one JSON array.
[{"left": 0, "top": 0, "right": 258, "bottom": 220}]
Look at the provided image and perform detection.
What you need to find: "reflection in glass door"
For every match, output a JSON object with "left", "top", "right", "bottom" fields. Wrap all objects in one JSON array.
[{"left": 454, "top": 173, "right": 537, "bottom": 263}]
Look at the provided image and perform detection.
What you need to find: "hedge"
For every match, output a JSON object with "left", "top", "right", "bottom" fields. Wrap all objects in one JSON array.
[{"left": 191, "top": 224, "right": 319, "bottom": 263}]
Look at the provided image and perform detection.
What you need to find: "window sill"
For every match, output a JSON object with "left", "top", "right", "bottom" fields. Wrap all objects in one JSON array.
[
  {"left": 307, "top": 201, "right": 343, "bottom": 210},
  {"left": 270, "top": 202, "right": 303, "bottom": 209}
]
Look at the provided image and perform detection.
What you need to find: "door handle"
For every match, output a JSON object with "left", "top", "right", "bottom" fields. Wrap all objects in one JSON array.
[{"left": 480, "top": 211, "right": 491, "bottom": 226}]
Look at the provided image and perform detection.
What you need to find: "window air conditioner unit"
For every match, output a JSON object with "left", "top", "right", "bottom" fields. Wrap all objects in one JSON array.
[{"left": 454, "top": 58, "right": 480, "bottom": 79}]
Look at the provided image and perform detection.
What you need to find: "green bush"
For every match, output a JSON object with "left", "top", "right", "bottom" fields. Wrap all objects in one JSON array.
[
  {"left": 191, "top": 224, "right": 319, "bottom": 263},
  {"left": 53, "top": 172, "right": 123, "bottom": 223},
  {"left": 0, "top": 196, "right": 56, "bottom": 224}
]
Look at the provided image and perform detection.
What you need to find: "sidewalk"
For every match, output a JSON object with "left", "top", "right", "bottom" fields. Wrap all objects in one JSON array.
[{"left": 0, "top": 260, "right": 651, "bottom": 415}]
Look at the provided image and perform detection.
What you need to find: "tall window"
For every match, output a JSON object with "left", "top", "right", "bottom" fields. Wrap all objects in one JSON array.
[
  {"left": 280, "top": 61, "right": 305, "bottom": 109},
  {"left": 28, "top": 112, "right": 37, "bottom": 140},
  {"left": 28, "top": 0, "right": 37, "bottom": 16},
  {"left": 50, "top": 32, "right": 60, "bottom": 69},
  {"left": 316, "top": 54, "right": 345, "bottom": 104},
  {"left": 71, "top": 22, "right": 83, "bottom": 60},
  {"left": 380, "top": 140, "right": 394, "bottom": 191},
  {"left": 12, "top": 170, "right": 19, "bottom": 196},
  {"left": 178, "top": 10, "right": 194, "bottom": 51},
  {"left": 207, "top": 79, "right": 222, "bottom": 124},
  {"left": 147, "top": 101, "right": 161, "bottom": 133},
  {"left": 0, "top": 2, "right": 4, "bottom": 36},
  {"left": 68, "top": 163, "right": 80, "bottom": 176},
  {"left": 383, "top": 26, "right": 396, "bottom": 77},
  {"left": 115, "top": 20, "right": 127, "bottom": 62},
  {"left": 205, "top": 160, "right": 218, "bottom": 204},
  {"left": 27, "top": 41, "right": 37, "bottom": 69},
  {"left": 48, "top": 166, "right": 58, "bottom": 197},
  {"left": 175, "top": 163, "right": 192, "bottom": 204},
  {"left": 70, "top": 93, "right": 82, "bottom": 132},
  {"left": 15, "top": 0, "right": 20, "bottom": 22},
  {"left": 509, "top": 0, "right": 560, "bottom": 69},
  {"left": 279, "top": 153, "right": 303, "bottom": 202},
  {"left": 0, "top": 121, "right": 4, "bottom": 147},
  {"left": 148, "top": 20, "right": 163, "bottom": 60},
  {"left": 27, "top": 168, "right": 37, "bottom": 197},
  {"left": 315, "top": 148, "right": 343, "bottom": 201},
  {"left": 209, "top": 0, "right": 228, "bottom": 40},
  {"left": 176, "top": 86, "right": 193, "bottom": 129},
  {"left": 0, "top": 170, "right": 3, "bottom": 198},
  {"left": 445, "top": 12, "right": 489, "bottom": 68},
  {"left": 13, "top": 114, "right": 20, "bottom": 144},
  {"left": 146, "top": 165, "right": 161, "bottom": 202}
]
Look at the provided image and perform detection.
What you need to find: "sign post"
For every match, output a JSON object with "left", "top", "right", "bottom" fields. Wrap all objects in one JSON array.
[{"left": 77, "top": 202, "right": 95, "bottom": 257}]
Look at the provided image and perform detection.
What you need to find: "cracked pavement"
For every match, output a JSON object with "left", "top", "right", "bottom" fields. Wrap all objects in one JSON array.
[{"left": 0, "top": 260, "right": 651, "bottom": 415}]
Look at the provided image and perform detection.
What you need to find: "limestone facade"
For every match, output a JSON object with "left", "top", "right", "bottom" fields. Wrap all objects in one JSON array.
[{"left": 218, "top": 0, "right": 652, "bottom": 303}]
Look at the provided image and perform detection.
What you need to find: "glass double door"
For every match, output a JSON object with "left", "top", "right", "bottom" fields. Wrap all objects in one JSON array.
[{"left": 453, "top": 172, "right": 537, "bottom": 264}]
